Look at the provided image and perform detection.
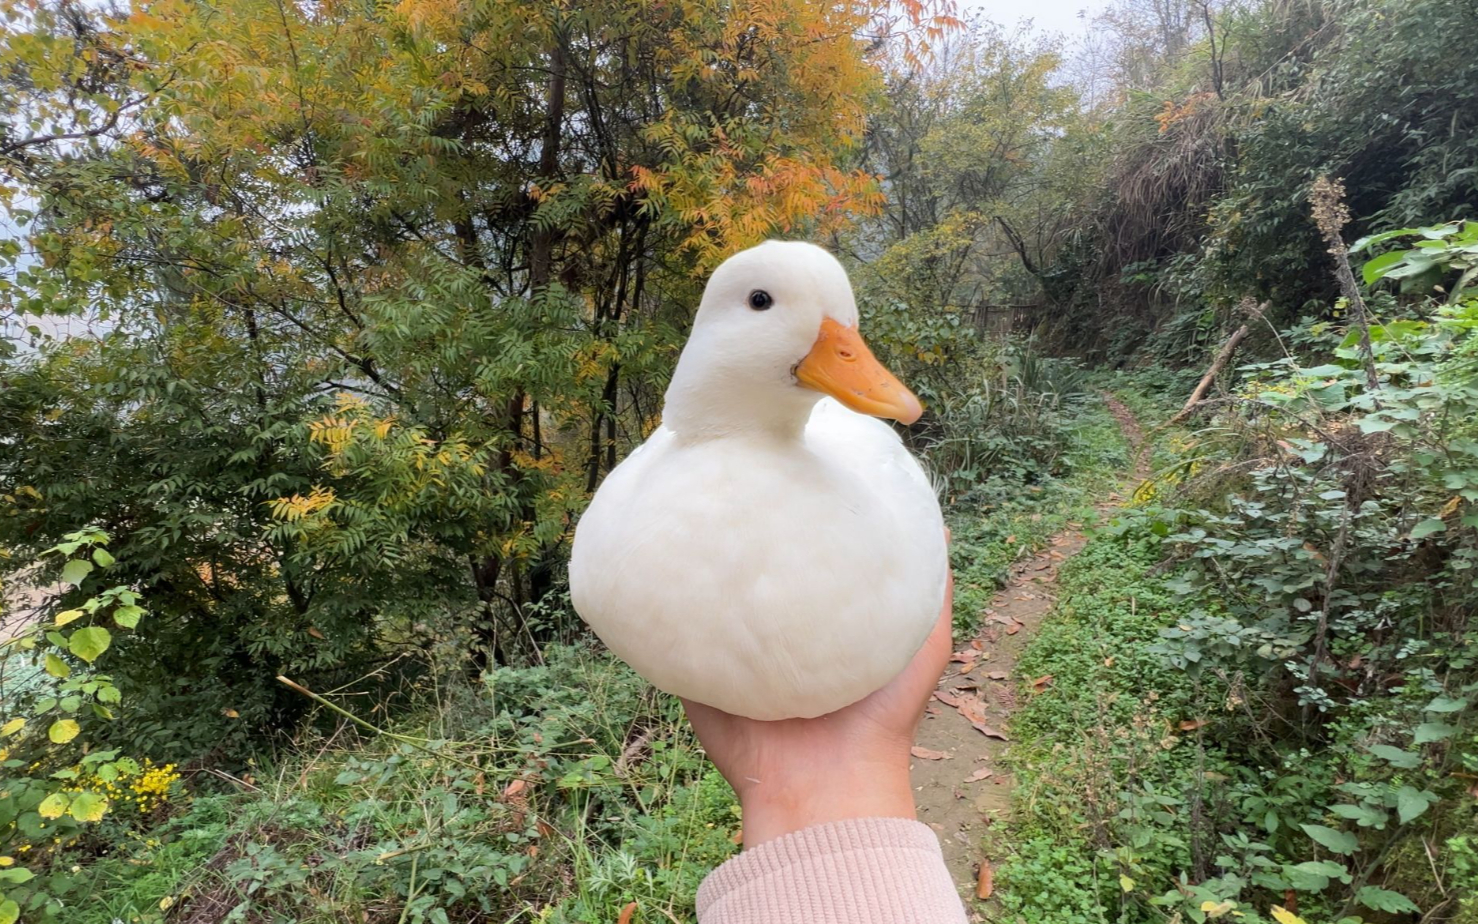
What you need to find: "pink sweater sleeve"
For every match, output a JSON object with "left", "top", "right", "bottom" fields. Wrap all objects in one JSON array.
[{"left": 695, "top": 817, "right": 970, "bottom": 924}]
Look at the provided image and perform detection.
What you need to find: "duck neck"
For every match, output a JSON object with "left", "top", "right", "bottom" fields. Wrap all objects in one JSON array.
[{"left": 662, "top": 362, "right": 819, "bottom": 443}]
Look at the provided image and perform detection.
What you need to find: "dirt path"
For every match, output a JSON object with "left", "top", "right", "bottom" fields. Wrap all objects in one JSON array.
[{"left": 909, "top": 393, "right": 1147, "bottom": 905}]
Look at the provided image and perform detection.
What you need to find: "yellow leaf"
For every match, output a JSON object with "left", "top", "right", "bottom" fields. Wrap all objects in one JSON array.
[
  {"left": 0, "top": 856, "right": 13, "bottom": 867},
  {"left": 48, "top": 719, "right": 80, "bottom": 744},
  {"left": 1202, "top": 900, "right": 1237, "bottom": 919},
  {"left": 37, "top": 792, "right": 69, "bottom": 819},
  {"left": 159, "top": 896, "right": 175, "bottom": 912},
  {"left": 1119, "top": 874, "right": 1135, "bottom": 892},
  {"left": 1271, "top": 906, "right": 1307, "bottom": 924},
  {"left": 0, "top": 718, "right": 24, "bottom": 737},
  {"left": 55, "top": 609, "right": 84, "bottom": 626}
]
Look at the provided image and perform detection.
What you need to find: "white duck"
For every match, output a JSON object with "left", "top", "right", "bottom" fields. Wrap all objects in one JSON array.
[{"left": 569, "top": 241, "right": 947, "bottom": 720}]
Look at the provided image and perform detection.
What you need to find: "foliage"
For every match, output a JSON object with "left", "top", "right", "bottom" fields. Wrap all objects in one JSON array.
[{"left": 0, "top": 531, "right": 176, "bottom": 924}]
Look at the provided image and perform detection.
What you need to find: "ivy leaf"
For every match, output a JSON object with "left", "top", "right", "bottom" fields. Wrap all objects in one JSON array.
[
  {"left": 37, "top": 792, "right": 70, "bottom": 819},
  {"left": 1300, "top": 823, "right": 1358, "bottom": 854},
  {"left": 44, "top": 652, "right": 70, "bottom": 679},
  {"left": 68, "top": 626, "right": 111, "bottom": 663},
  {"left": 61, "top": 558, "right": 93, "bottom": 586},
  {"left": 1395, "top": 786, "right": 1436, "bottom": 823},
  {"left": 68, "top": 791, "right": 108, "bottom": 822},
  {"left": 48, "top": 718, "right": 80, "bottom": 744},
  {"left": 1368, "top": 744, "right": 1421, "bottom": 768},
  {"left": 1413, "top": 722, "right": 1456, "bottom": 743},
  {"left": 1356, "top": 886, "right": 1419, "bottom": 914}
]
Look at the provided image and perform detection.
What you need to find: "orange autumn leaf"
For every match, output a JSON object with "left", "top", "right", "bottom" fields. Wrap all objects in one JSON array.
[
  {"left": 977, "top": 858, "right": 994, "bottom": 899},
  {"left": 617, "top": 901, "right": 637, "bottom": 924}
]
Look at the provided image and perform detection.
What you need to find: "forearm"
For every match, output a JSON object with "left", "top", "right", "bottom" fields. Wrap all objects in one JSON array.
[{"left": 697, "top": 817, "right": 969, "bottom": 924}]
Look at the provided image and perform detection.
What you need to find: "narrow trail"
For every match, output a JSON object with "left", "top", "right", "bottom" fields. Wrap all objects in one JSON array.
[{"left": 909, "top": 393, "right": 1149, "bottom": 904}]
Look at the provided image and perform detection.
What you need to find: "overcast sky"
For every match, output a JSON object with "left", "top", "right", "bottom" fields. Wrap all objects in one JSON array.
[{"left": 957, "top": 0, "right": 1110, "bottom": 38}]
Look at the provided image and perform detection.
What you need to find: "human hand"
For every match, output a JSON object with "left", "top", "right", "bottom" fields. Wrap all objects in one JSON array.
[{"left": 683, "top": 567, "right": 954, "bottom": 848}]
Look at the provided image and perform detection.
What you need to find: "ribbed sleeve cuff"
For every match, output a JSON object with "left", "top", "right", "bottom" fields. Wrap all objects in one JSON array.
[{"left": 696, "top": 817, "right": 969, "bottom": 924}]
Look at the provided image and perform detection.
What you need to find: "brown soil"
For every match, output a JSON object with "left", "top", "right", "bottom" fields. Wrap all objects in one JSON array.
[{"left": 909, "top": 394, "right": 1146, "bottom": 911}]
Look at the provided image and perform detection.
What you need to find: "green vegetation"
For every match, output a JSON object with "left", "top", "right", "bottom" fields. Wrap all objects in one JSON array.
[{"left": 3, "top": 0, "right": 1477, "bottom": 921}]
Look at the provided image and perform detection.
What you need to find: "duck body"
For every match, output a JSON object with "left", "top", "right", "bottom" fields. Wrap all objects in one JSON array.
[{"left": 569, "top": 241, "right": 947, "bottom": 720}]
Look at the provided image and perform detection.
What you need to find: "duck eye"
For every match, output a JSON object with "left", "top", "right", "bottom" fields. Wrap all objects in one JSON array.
[{"left": 748, "top": 290, "right": 773, "bottom": 311}]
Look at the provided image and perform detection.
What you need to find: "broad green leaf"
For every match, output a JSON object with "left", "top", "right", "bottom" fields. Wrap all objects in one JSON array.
[
  {"left": 1414, "top": 722, "right": 1456, "bottom": 743},
  {"left": 113, "top": 605, "right": 144, "bottom": 629},
  {"left": 1395, "top": 786, "right": 1435, "bottom": 823},
  {"left": 0, "top": 868, "right": 34, "bottom": 885},
  {"left": 91, "top": 547, "right": 115, "bottom": 567},
  {"left": 1361, "top": 250, "right": 1406, "bottom": 284},
  {"left": 1409, "top": 518, "right": 1446, "bottom": 539},
  {"left": 1356, "top": 886, "right": 1419, "bottom": 914},
  {"left": 68, "top": 626, "right": 111, "bottom": 663},
  {"left": 0, "top": 898, "right": 19, "bottom": 924},
  {"left": 54, "top": 608, "right": 84, "bottom": 626},
  {"left": 1368, "top": 744, "right": 1421, "bottom": 768},
  {"left": 61, "top": 558, "right": 93, "bottom": 586},
  {"left": 1300, "top": 823, "right": 1358, "bottom": 854},
  {"left": 48, "top": 718, "right": 80, "bottom": 744},
  {"left": 36, "top": 792, "right": 69, "bottom": 819},
  {"left": 44, "top": 652, "right": 70, "bottom": 679},
  {"left": 1329, "top": 804, "right": 1386, "bottom": 828},
  {"left": 1424, "top": 696, "right": 1468, "bottom": 713},
  {"left": 68, "top": 791, "right": 107, "bottom": 822}
]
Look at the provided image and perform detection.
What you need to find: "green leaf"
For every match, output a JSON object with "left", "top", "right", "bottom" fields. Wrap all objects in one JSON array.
[
  {"left": 97, "top": 684, "right": 121, "bottom": 704},
  {"left": 113, "top": 605, "right": 144, "bottom": 629},
  {"left": 1395, "top": 786, "right": 1436, "bottom": 824},
  {"left": 1301, "top": 824, "right": 1358, "bottom": 855},
  {"left": 68, "top": 791, "right": 107, "bottom": 823},
  {"left": 0, "top": 897, "right": 20, "bottom": 924},
  {"left": 1361, "top": 250, "right": 1406, "bottom": 284},
  {"left": 91, "top": 547, "right": 115, "bottom": 568},
  {"left": 1424, "top": 696, "right": 1468, "bottom": 713},
  {"left": 0, "top": 868, "right": 34, "bottom": 885},
  {"left": 44, "top": 652, "right": 70, "bottom": 679},
  {"left": 36, "top": 792, "right": 69, "bottom": 819},
  {"left": 61, "top": 558, "right": 93, "bottom": 586},
  {"left": 68, "top": 626, "right": 111, "bottom": 663},
  {"left": 1414, "top": 722, "right": 1456, "bottom": 743},
  {"left": 1355, "top": 886, "right": 1419, "bottom": 914},
  {"left": 1368, "top": 744, "right": 1421, "bottom": 768},
  {"left": 48, "top": 718, "right": 80, "bottom": 744},
  {"left": 1409, "top": 518, "right": 1446, "bottom": 539},
  {"left": 1329, "top": 804, "right": 1386, "bottom": 828}
]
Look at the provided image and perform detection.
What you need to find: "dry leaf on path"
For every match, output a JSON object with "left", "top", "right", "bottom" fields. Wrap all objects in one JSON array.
[
  {"left": 974, "top": 725, "right": 1009, "bottom": 741},
  {"left": 1005, "top": 620, "right": 1022, "bottom": 635},
  {"left": 950, "top": 651, "right": 979, "bottom": 663},
  {"left": 933, "top": 690, "right": 966, "bottom": 708},
  {"left": 977, "top": 859, "right": 994, "bottom": 899},
  {"left": 911, "top": 746, "right": 951, "bottom": 760},
  {"left": 964, "top": 768, "right": 995, "bottom": 783}
]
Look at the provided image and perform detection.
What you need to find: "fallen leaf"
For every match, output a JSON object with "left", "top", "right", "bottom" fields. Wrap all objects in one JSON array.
[
  {"left": 974, "top": 725, "right": 1009, "bottom": 741},
  {"left": 731, "top": 828, "right": 743, "bottom": 845},
  {"left": 964, "top": 768, "right": 995, "bottom": 783},
  {"left": 950, "top": 651, "right": 979, "bottom": 663},
  {"left": 970, "top": 639, "right": 984, "bottom": 651},
  {"left": 925, "top": 703, "right": 942, "bottom": 716},
  {"left": 1030, "top": 674, "right": 1054, "bottom": 693},
  {"left": 1178, "top": 718, "right": 1209, "bottom": 731},
  {"left": 933, "top": 690, "right": 966, "bottom": 708},
  {"left": 958, "top": 661, "right": 977, "bottom": 675},
  {"left": 1103, "top": 657, "right": 1115, "bottom": 667},
  {"left": 618, "top": 901, "right": 638, "bottom": 924},
  {"left": 911, "top": 746, "right": 951, "bottom": 760},
  {"left": 536, "top": 818, "right": 555, "bottom": 839},
  {"left": 502, "top": 779, "right": 528, "bottom": 800},
  {"left": 307, "top": 627, "right": 325, "bottom": 639},
  {"left": 976, "top": 859, "right": 994, "bottom": 899},
  {"left": 1005, "top": 535, "right": 1016, "bottom": 544},
  {"left": 1005, "top": 620, "right": 1022, "bottom": 635},
  {"left": 986, "top": 670, "right": 1010, "bottom": 680},
  {"left": 223, "top": 708, "right": 239, "bottom": 718}
]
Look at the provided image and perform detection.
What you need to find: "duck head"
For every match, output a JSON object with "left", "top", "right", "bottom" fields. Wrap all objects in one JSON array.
[{"left": 663, "top": 241, "right": 923, "bottom": 438}]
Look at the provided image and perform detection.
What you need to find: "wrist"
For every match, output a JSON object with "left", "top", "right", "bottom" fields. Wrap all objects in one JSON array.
[{"left": 737, "top": 758, "right": 915, "bottom": 848}]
